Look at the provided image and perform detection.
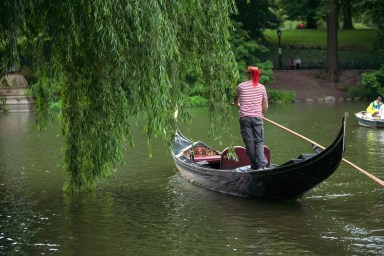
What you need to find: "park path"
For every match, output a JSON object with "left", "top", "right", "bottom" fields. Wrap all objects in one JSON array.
[{"left": 268, "top": 70, "right": 363, "bottom": 101}]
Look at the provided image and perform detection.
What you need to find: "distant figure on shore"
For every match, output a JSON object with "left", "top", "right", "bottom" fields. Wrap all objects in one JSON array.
[
  {"left": 366, "top": 96, "right": 382, "bottom": 116},
  {"left": 299, "top": 22, "right": 305, "bottom": 29},
  {"left": 293, "top": 58, "right": 302, "bottom": 69},
  {"left": 288, "top": 57, "right": 302, "bottom": 70}
]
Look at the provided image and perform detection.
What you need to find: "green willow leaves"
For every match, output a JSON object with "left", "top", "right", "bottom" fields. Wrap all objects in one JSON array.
[{"left": 1, "top": 0, "right": 239, "bottom": 191}]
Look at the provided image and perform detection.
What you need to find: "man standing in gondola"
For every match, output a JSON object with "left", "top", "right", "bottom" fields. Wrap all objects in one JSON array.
[{"left": 233, "top": 66, "right": 268, "bottom": 170}]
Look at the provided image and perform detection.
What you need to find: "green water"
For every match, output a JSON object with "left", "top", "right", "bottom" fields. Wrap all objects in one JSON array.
[{"left": 1, "top": 101, "right": 383, "bottom": 255}]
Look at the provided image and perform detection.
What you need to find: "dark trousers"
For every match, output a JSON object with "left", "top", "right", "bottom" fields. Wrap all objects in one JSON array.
[{"left": 240, "top": 117, "right": 267, "bottom": 169}]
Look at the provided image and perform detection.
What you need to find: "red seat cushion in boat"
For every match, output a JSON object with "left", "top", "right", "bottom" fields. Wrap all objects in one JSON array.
[{"left": 220, "top": 146, "right": 270, "bottom": 169}]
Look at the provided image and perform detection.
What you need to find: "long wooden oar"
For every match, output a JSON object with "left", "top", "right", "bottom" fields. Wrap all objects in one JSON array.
[{"left": 264, "top": 117, "right": 384, "bottom": 187}]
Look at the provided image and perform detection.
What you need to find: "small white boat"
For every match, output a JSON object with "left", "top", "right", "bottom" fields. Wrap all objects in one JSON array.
[{"left": 355, "top": 111, "right": 384, "bottom": 128}]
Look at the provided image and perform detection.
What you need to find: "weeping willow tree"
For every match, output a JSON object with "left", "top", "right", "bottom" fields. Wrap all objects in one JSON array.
[{"left": 0, "top": 0, "right": 239, "bottom": 191}]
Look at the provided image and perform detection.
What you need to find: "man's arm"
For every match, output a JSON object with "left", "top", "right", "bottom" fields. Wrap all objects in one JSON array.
[
  {"left": 366, "top": 103, "right": 374, "bottom": 114},
  {"left": 233, "top": 95, "right": 240, "bottom": 108},
  {"left": 262, "top": 98, "right": 268, "bottom": 114}
]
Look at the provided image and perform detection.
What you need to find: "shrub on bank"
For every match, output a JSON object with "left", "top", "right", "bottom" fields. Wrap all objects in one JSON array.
[
  {"left": 267, "top": 89, "right": 296, "bottom": 103},
  {"left": 188, "top": 95, "right": 209, "bottom": 108},
  {"left": 348, "top": 66, "right": 384, "bottom": 99},
  {"left": 187, "top": 89, "right": 295, "bottom": 108}
]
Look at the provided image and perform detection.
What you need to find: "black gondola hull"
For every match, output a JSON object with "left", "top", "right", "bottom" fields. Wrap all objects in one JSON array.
[{"left": 171, "top": 115, "right": 346, "bottom": 200}]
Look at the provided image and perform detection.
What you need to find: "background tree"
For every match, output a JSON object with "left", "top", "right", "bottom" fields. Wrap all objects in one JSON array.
[
  {"left": 280, "top": 0, "right": 321, "bottom": 29},
  {"left": 229, "top": 21, "right": 274, "bottom": 84},
  {"left": 232, "top": 0, "right": 279, "bottom": 39},
  {"left": 0, "top": 0, "right": 22, "bottom": 71},
  {"left": 340, "top": 0, "right": 354, "bottom": 29},
  {"left": 323, "top": 0, "right": 340, "bottom": 81},
  {"left": 355, "top": 0, "right": 384, "bottom": 28},
  {"left": 184, "top": 1, "right": 277, "bottom": 108},
  {"left": 0, "top": 0, "right": 239, "bottom": 192},
  {"left": 360, "top": 0, "right": 384, "bottom": 62},
  {"left": 280, "top": 0, "right": 354, "bottom": 30},
  {"left": 354, "top": 0, "right": 384, "bottom": 98}
]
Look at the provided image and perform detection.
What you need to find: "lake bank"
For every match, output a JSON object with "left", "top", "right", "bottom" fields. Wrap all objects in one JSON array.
[{"left": 268, "top": 69, "right": 363, "bottom": 101}]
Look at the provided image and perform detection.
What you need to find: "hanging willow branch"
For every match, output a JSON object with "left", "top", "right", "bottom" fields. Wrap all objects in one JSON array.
[{"left": 1, "top": 0, "right": 239, "bottom": 192}]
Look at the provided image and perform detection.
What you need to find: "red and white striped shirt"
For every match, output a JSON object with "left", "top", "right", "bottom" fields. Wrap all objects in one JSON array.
[{"left": 236, "top": 80, "right": 267, "bottom": 118}]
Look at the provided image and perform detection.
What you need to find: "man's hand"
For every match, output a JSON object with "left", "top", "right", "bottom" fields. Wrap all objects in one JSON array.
[
  {"left": 233, "top": 95, "right": 240, "bottom": 108},
  {"left": 231, "top": 102, "right": 240, "bottom": 108}
]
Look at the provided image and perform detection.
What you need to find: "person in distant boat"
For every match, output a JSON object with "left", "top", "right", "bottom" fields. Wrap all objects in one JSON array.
[
  {"left": 379, "top": 103, "right": 384, "bottom": 119},
  {"left": 366, "top": 96, "right": 382, "bottom": 116},
  {"left": 233, "top": 66, "right": 268, "bottom": 170}
]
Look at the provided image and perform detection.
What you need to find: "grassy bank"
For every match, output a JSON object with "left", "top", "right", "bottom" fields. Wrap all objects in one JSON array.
[
  {"left": 263, "top": 29, "right": 378, "bottom": 51},
  {"left": 261, "top": 29, "right": 380, "bottom": 70}
]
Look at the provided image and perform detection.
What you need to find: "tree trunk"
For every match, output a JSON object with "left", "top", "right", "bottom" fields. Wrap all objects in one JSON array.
[
  {"left": 306, "top": 15, "right": 317, "bottom": 29},
  {"left": 326, "top": 0, "right": 339, "bottom": 82},
  {"left": 341, "top": 0, "right": 354, "bottom": 29}
]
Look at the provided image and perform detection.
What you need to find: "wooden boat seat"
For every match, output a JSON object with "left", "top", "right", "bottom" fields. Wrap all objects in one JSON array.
[
  {"left": 220, "top": 146, "right": 271, "bottom": 169},
  {"left": 194, "top": 155, "right": 222, "bottom": 163}
]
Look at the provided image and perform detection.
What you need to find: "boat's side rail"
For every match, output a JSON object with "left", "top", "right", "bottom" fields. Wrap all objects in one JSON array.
[{"left": 279, "top": 153, "right": 316, "bottom": 167}]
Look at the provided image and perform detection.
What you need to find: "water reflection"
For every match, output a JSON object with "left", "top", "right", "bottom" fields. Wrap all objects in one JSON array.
[
  {"left": 165, "top": 174, "right": 376, "bottom": 255},
  {"left": 164, "top": 174, "right": 303, "bottom": 254},
  {"left": 349, "top": 127, "right": 384, "bottom": 179},
  {"left": 0, "top": 182, "right": 38, "bottom": 255}
]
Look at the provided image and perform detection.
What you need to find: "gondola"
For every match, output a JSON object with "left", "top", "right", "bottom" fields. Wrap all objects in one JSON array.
[
  {"left": 355, "top": 111, "right": 384, "bottom": 128},
  {"left": 171, "top": 114, "right": 346, "bottom": 200}
]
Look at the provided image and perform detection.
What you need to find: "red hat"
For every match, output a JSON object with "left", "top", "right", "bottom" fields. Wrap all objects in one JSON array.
[{"left": 244, "top": 66, "right": 261, "bottom": 87}]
